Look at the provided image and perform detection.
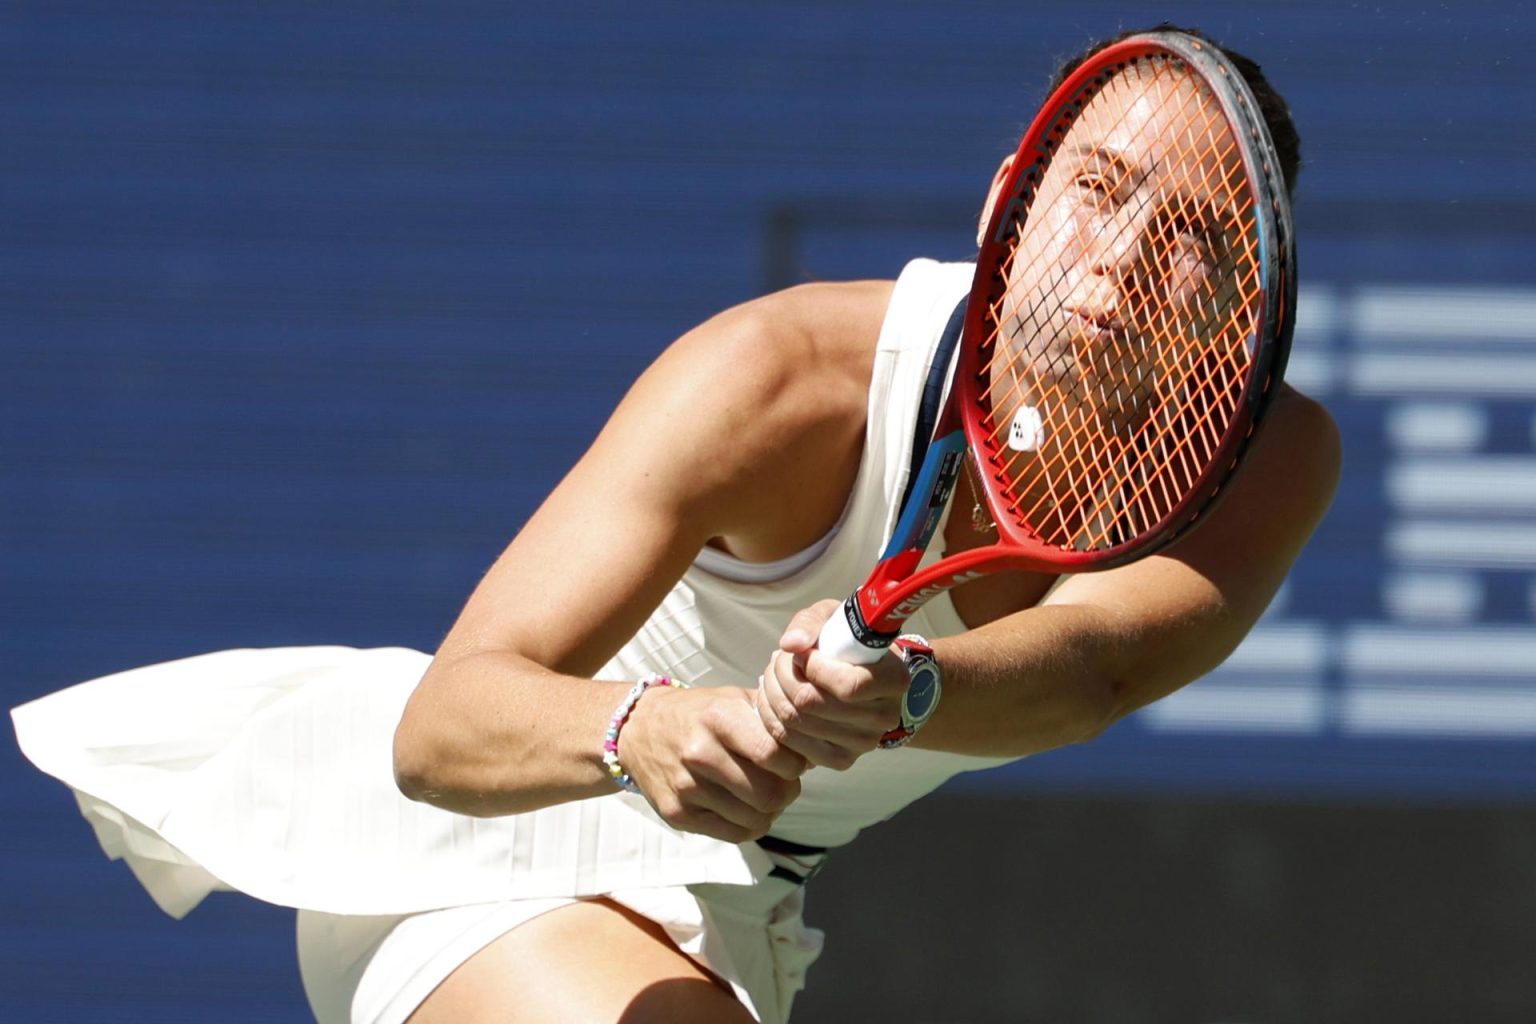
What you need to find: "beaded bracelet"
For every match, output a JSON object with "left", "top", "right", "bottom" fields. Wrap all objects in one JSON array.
[{"left": 603, "top": 673, "right": 689, "bottom": 794}]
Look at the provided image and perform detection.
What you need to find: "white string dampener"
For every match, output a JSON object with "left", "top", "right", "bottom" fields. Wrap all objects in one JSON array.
[{"left": 1009, "top": 405, "right": 1044, "bottom": 451}]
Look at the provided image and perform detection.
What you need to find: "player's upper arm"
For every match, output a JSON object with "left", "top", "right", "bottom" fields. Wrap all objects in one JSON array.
[{"left": 1046, "top": 386, "right": 1342, "bottom": 722}]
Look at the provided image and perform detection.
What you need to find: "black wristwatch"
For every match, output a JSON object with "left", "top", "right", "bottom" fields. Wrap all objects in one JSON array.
[{"left": 878, "top": 634, "right": 942, "bottom": 749}]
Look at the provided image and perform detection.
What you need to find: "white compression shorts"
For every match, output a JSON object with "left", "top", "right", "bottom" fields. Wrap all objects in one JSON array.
[{"left": 295, "top": 858, "right": 827, "bottom": 1024}]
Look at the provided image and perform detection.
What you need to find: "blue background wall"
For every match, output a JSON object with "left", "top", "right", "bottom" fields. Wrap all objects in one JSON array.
[{"left": 4, "top": 2, "right": 1534, "bottom": 1020}]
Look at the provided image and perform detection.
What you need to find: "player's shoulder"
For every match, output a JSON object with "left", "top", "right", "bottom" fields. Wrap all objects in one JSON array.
[
  {"left": 1269, "top": 385, "right": 1341, "bottom": 456},
  {"left": 1253, "top": 383, "right": 1342, "bottom": 507},
  {"left": 673, "top": 279, "right": 894, "bottom": 379},
  {"left": 648, "top": 279, "right": 895, "bottom": 426},
  {"left": 617, "top": 280, "right": 897, "bottom": 553}
]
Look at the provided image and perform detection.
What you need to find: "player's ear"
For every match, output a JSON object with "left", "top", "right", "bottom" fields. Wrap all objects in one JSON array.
[{"left": 977, "top": 153, "right": 1015, "bottom": 248}]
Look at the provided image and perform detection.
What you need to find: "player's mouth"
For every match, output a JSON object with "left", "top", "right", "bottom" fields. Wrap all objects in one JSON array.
[{"left": 1067, "top": 308, "right": 1129, "bottom": 347}]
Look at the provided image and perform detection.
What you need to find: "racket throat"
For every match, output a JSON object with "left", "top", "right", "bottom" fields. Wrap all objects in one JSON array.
[{"left": 841, "top": 559, "right": 989, "bottom": 655}]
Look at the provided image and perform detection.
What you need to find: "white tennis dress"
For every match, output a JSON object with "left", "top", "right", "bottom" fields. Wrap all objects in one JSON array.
[{"left": 12, "top": 259, "right": 1020, "bottom": 1024}]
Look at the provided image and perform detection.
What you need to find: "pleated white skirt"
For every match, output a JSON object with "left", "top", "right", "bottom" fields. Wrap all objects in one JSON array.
[{"left": 11, "top": 646, "right": 824, "bottom": 1023}]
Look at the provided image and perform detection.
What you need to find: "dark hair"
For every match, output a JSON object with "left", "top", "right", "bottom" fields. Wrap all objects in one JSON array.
[{"left": 1047, "top": 24, "right": 1301, "bottom": 197}]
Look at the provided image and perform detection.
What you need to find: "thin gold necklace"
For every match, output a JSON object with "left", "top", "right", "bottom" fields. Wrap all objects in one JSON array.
[{"left": 964, "top": 452, "right": 997, "bottom": 534}]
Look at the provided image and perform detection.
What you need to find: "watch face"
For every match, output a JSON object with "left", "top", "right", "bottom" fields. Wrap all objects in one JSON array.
[{"left": 903, "top": 662, "right": 941, "bottom": 721}]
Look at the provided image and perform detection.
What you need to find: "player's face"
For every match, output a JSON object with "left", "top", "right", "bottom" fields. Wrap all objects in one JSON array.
[{"left": 993, "top": 63, "right": 1247, "bottom": 436}]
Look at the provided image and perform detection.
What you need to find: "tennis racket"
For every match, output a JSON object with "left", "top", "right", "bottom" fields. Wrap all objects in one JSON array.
[{"left": 819, "top": 29, "right": 1296, "bottom": 663}]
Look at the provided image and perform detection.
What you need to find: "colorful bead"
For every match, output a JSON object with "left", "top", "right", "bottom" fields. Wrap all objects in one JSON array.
[{"left": 602, "top": 673, "right": 689, "bottom": 794}]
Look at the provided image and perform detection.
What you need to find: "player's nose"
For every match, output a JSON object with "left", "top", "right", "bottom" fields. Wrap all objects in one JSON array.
[{"left": 1086, "top": 211, "right": 1145, "bottom": 277}]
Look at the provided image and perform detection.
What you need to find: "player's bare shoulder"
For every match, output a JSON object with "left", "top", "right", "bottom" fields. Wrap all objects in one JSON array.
[
  {"left": 670, "top": 280, "right": 893, "bottom": 402},
  {"left": 1191, "top": 381, "right": 1341, "bottom": 563},
  {"left": 636, "top": 280, "right": 896, "bottom": 560},
  {"left": 1258, "top": 384, "right": 1342, "bottom": 513},
  {"left": 650, "top": 279, "right": 892, "bottom": 440}
]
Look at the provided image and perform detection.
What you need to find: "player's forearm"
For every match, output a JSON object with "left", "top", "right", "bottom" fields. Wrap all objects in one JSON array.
[
  {"left": 912, "top": 602, "right": 1151, "bottom": 757},
  {"left": 392, "top": 649, "right": 623, "bottom": 816}
]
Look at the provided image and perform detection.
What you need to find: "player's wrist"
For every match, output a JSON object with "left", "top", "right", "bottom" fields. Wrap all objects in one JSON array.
[{"left": 602, "top": 674, "right": 690, "bottom": 794}]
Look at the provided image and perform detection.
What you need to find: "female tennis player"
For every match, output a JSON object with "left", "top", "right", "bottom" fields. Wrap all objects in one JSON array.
[{"left": 13, "top": 25, "right": 1338, "bottom": 1024}]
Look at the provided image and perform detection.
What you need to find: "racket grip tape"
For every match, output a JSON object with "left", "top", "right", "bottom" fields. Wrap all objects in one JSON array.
[{"left": 817, "top": 597, "right": 897, "bottom": 665}]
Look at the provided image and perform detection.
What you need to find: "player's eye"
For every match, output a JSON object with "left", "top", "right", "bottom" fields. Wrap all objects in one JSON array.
[
  {"left": 1164, "top": 214, "right": 1212, "bottom": 262},
  {"left": 1074, "top": 173, "right": 1115, "bottom": 199}
]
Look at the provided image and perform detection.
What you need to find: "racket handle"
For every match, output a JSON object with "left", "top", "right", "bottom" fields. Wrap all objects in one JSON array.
[{"left": 817, "top": 599, "right": 890, "bottom": 665}]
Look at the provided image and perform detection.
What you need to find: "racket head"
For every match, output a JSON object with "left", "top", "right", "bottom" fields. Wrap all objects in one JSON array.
[{"left": 959, "top": 30, "right": 1296, "bottom": 571}]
